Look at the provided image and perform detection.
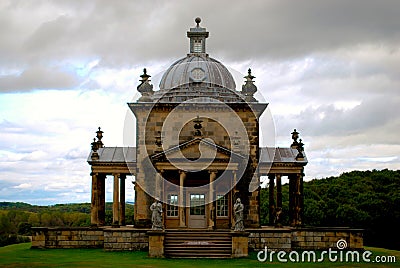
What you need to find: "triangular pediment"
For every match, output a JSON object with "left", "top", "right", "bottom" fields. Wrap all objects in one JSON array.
[{"left": 151, "top": 137, "right": 244, "bottom": 162}]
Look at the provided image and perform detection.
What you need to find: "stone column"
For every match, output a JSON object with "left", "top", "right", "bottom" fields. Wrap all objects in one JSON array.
[
  {"left": 179, "top": 170, "right": 186, "bottom": 227},
  {"left": 155, "top": 170, "right": 164, "bottom": 227},
  {"left": 91, "top": 172, "right": 99, "bottom": 225},
  {"left": 119, "top": 174, "right": 126, "bottom": 225},
  {"left": 208, "top": 170, "right": 217, "bottom": 229},
  {"left": 289, "top": 173, "right": 302, "bottom": 227},
  {"left": 98, "top": 174, "right": 106, "bottom": 226},
  {"left": 300, "top": 172, "right": 304, "bottom": 225},
  {"left": 113, "top": 173, "right": 120, "bottom": 226},
  {"left": 288, "top": 174, "right": 295, "bottom": 226},
  {"left": 276, "top": 174, "right": 282, "bottom": 209},
  {"left": 295, "top": 173, "right": 303, "bottom": 226},
  {"left": 233, "top": 170, "right": 237, "bottom": 192},
  {"left": 268, "top": 174, "right": 275, "bottom": 225},
  {"left": 231, "top": 170, "right": 237, "bottom": 228},
  {"left": 155, "top": 170, "right": 164, "bottom": 200}
]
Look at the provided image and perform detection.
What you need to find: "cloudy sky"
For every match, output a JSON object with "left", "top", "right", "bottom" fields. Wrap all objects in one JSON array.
[{"left": 0, "top": 0, "right": 399, "bottom": 205}]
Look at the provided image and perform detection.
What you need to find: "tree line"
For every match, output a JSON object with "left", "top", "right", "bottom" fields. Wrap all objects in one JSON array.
[
  {"left": 260, "top": 169, "right": 400, "bottom": 250},
  {"left": 0, "top": 203, "right": 134, "bottom": 247}
]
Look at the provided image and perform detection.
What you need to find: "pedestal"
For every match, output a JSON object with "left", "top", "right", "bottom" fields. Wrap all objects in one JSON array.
[
  {"left": 147, "top": 230, "right": 165, "bottom": 258},
  {"left": 231, "top": 231, "right": 249, "bottom": 258}
]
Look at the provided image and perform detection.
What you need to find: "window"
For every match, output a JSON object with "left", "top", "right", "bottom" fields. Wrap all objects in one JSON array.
[
  {"left": 167, "top": 194, "right": 178, "bottom": 217},
  {"left": 190, "top": 194, "right": 205, "bottom": 215},
  {"left": 216, "top": 194, "right": 228, "bottom": 217},
  {"left": 193, "top": 40, "right": 202, "bottom": 53}
]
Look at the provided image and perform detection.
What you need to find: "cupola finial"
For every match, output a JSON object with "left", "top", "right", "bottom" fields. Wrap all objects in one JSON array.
[{"left": 187, "top": 17, "right": 209, "bottom": 54}]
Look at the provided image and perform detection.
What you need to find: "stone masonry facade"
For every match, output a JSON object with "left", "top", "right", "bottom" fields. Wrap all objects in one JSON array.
[
  {"left": 32, "top": 226, "right": 362, "bottom": 252},
  {"left": 248, "top": 227, "right": 363, "bottom": 251}
]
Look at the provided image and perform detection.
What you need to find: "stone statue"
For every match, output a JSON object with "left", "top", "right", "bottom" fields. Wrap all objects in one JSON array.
[
  {"left": 234, "top": 198, "right": 244, "bottom": 231},
  {"left": 274, "top": 207, "right": 283, "bottom": 228},
  {"left": 150, "top": 199, "right": 163, "bottom": 230}
]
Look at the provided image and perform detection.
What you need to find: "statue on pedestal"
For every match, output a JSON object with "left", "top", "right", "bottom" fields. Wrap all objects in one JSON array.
[
  {"left": 150, "top": 199, "right": 163, "bottom": 230},
  {"left": 234, "top": 198, "right": 244, "bottom": 231}
]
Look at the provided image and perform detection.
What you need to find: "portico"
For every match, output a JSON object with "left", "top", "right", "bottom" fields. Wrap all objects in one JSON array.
[{"left": 150, "top": 138, "right": 244, "bottom": 230}]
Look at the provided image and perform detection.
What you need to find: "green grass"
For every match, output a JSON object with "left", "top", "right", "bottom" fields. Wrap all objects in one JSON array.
[{"left": 0, "top": 243, "right": 398, "bottom": 267}]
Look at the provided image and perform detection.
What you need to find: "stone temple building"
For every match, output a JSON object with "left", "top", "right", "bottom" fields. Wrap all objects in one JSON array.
[
  {"left": 32, "top": 18, "right": 363, "bottom": 258},
  {"left": 88, "top": 17, "right": 307, "bottom": 231}
]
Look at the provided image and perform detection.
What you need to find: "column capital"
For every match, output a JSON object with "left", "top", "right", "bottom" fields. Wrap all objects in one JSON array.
[
  {"left": 208, "top": 170, "right": 218, "bottom": 174},
  {"left": 112, "top": 173, "right": 120, "bottom": 178},
  {"left": 178, "top": 170, "right": 186, "bottom": 175}
]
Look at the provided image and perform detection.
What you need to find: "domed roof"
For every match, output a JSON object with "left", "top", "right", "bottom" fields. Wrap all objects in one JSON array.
[
  {"left": 151, "top": 18, "right": 245, "bottom": 103},
  {"left": 159, "top": 54, "right": 236, "bottom": 91}
]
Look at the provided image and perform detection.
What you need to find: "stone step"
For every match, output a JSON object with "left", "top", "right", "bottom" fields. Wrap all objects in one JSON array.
[{"left": 164, "top": 231, "right": 232, "bottom": 258}]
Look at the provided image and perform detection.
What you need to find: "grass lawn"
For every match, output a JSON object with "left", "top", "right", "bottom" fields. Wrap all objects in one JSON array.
[{"left": 0, "top": 243, "right": 398, "bottom": 268}]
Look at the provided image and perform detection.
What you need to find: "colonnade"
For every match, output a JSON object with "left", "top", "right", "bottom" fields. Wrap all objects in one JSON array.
[
  {"left": 268, "top": 173, "right": 304, "bottom": 227},
  {"left": 90, "top": 173, "right": 127, "bottom": 226}
]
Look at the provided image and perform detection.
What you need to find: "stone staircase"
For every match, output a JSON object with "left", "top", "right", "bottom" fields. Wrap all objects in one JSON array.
[{"left": 164, "top": 230, "right": 232, "bottom": 258}]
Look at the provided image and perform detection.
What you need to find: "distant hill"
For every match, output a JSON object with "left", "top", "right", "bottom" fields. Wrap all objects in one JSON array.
[{"left": 0, "top": 202, "right": 134, "bottom": 214}]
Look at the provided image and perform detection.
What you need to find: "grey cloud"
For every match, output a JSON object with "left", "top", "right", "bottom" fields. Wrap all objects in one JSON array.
[
  {"left": 273, "top": 96, "right": 399, "bottom": 145},
  {"left": 2, "top": 0, "right": 400, "bottom": 67},
  {"left": 0, "top": 65, "right": 79, "bottom": 92}
]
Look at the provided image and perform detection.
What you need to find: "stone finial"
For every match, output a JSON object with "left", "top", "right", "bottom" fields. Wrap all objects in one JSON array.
[
  {"left": 241, "top": 68, "right": 257, "bottom": 102},
  {"left": 91, "top": 138, "right": 98, "bottom": 152},
  {"left": 91, "top": 138, "right": 99, "bottom": 160},
  {"left": 96, "top": 127, "right": 104, "bottom": 148},
  {"left": 193, "top": 116, "right": 203, "bottom": 137},
  {"left": 195, "top": 17, "right": 201, "bottom": 27},
  {"left": 296, "top": 139, "right": 305, "bottom": 160},
  {"left": 291, "top": 129, "right": 299, "bottom": 149},
  {"left": 137, "top": 68, "right": 154, "bottom": 102}
]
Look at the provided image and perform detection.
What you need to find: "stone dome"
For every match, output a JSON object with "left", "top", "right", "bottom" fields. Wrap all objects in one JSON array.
[{"left": 159, "top": 54, "right": 236, "bottom": 91}]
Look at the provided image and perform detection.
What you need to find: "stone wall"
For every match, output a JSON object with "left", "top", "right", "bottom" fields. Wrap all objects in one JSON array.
[
  {"left": 31, "top": 226, "right": 363, "bottom": 253},
  {"left": 104, "top": 228, "right": 149, "bottom": 251},
  {"left": 291, "top": 227, "right": 363, "bottom": 250},
  {"left": 248, "top": 227, "right": 363, "bottom": 251},
  {"left": 31, "top": 227, "right": 104, "bottom": 249},
  {"left": 248, "top": 228, "right": 292, "bottom": 251},
  {"left": 31, "top": 227, "right": 150, "bottom": 251}
]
